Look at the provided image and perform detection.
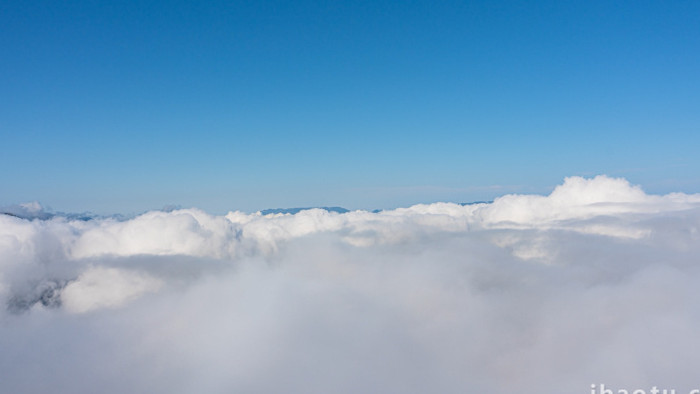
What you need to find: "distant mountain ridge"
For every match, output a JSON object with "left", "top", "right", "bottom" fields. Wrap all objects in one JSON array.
[
  {"left": 259, "top": 206, "right": 350, "bottom": 215},
  {"left": 458, "top": 201, "right": 493, "bottom": 206},
  {"left": 0, "top": 202, "right": 120, "bottom": 221},
  {"left": 2, "top": 201, "right": 495, "bottom": 221}
]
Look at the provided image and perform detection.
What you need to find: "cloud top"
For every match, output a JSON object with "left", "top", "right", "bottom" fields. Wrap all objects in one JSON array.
[{"left": 2, "top": 175, "right": 700, "bottom": 393}]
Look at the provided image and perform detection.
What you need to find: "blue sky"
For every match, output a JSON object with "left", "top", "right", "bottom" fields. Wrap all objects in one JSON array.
[{"left": 2, "top": 0, "right": 699, "bottom": 214}]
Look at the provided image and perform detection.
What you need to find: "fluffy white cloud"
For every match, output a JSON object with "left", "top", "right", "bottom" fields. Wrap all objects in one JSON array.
[
  {"left": 61, "top": 267, "right": 163, "bottom": 314},
  {"left": 1, "top": 175, "right": 700, "bottom": 393}
]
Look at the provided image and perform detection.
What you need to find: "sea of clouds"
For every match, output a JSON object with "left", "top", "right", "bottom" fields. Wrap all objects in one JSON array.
[{"left": 2, "top": 175, "right": 700, "bottom": 394}]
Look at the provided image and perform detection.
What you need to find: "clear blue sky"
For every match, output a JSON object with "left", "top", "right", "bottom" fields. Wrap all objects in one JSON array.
[{"left": 2, "top": 0, "right": 699, "bottom": 214}]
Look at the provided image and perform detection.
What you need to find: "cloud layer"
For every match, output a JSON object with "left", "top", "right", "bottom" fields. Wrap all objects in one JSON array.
[{"left": 2, "top": 175, "right": 700, "bottom": 393}]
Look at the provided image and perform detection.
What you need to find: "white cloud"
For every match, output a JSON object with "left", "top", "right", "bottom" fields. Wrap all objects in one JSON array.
[
  {"left": 1, "top": 175, "right": 700, "bottom": 393},
  {"left": 61, "top": 267, "right": 163, "bottom": 314}
]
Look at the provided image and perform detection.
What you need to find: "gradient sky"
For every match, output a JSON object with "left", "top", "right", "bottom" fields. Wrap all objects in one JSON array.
[{"left": 2, "top": 0, "right": 699, "bottom": 214}]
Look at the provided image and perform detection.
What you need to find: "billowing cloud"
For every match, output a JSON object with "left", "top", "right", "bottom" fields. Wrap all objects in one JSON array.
[
  {"left": 61, "top": 267, "right": 164, "bottom": 314},
  {"left": 1, "top": 175, "right": 700, "bottom": 393}
]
